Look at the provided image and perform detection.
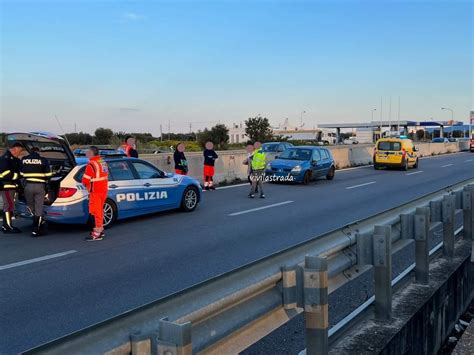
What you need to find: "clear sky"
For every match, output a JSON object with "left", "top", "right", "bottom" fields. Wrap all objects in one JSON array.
[{"left": 1, "top": 0, "right": 472, "bottom": 135}]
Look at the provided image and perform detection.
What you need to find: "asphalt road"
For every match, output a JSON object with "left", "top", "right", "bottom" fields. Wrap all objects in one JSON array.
[{"left": 1, "top": 152, "right": 473, "bottom": 354}]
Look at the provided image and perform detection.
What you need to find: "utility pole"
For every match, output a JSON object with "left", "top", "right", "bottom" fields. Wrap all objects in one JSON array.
[
  {"left": 397, "top": 96, "right": 401, "bottom": 134},
  {"left": 168, "top": 120, "right": 171, "bottom": 141},
  {"left": 372, "top": 108, "right": 377, "bottom": 140},
  {"left": 380, "top": 97, "right": 383, "bottom": 138},
  {"left": 441, "top": 107, "right": 454, "bottom": 138},
  {"left": 388, "top": 96, "right": 392, "bottom": 137},
  {"left": 160, "top": 124, "right": 163, "bottom": 142}
]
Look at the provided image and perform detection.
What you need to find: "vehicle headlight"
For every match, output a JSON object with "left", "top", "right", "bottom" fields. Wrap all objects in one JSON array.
[
  {"left": 291, "top": 165, "right": 302, "bottom": 173},
  {"left": 266, "top": 163, "right": 272, "bottom": 170}
]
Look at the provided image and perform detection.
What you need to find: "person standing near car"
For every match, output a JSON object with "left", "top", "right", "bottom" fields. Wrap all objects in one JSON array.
[
  {"left": 0, "top": 142, "right": 23, "bottom": 233},
  {"left": 20, "top": 147, "right": 52, "bottom": 237},
  {"left": 203, "top": 141, "right": 218, "bottom": 190},
  {"left": 174, "top": 143, "right": 188, "bottom": 175},
  {"left": 123, "top": 136, "right": 139, "bottom": 158},
  {"left": 249, "top": 141, "right": 266, "bottom": 199},
  {"left": 243, "top": 143, "right": 259, "bottom": 193},
  {"left": 82, "top": 146, "right": 109, "bottom": 241}
]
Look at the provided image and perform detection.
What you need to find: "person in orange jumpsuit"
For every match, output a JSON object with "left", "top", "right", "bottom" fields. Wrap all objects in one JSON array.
[{"left": 82, "top": 146, "right": 109, "bottom": 241}]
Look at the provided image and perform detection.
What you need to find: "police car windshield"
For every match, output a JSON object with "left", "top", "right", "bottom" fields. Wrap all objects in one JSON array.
[
  {"left": 278, "top": 148, "right": 312, "bottom": 161},
  {"left": 262, "top": 143, "right": 278, "bottom": 152}
]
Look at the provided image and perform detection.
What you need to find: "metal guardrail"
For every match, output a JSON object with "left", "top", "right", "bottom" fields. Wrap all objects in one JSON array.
[{"left": 23, "top": 178, "right": 474, "bottom": 355}]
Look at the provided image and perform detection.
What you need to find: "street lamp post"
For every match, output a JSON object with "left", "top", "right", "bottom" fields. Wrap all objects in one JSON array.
[
  {"left": 441, "top": 107, "right": 454, "bottom": 138},
  {"left": 300, "top": 110, "right": 306, "bottom": 127}
]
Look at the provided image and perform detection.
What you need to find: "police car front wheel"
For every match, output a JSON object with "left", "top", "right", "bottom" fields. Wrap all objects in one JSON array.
[{"left": 181, "top": 186, "right": 199, "bottom": 212}]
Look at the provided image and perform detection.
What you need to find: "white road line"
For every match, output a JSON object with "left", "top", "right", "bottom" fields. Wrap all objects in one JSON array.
[
  {"left": 228, "top": 200, "right": 294, "bottom": 216},
  {"left": 215, "top": 183, "right": 249, "bottom": 190},
  {"left": 465, "top": 159, "right": 474, "bottom": 162},
  {"left": 346, "top": 181, "right": 376, "bottom": 190},
  {"left": 406, "top": 170, "right": 423, "bottom": 176},
  {"left": 441, "top": 164, "right": 454, "bottom": 168},
  {"left": 0, "top": 250, "right": 77, "bottom": 271}
]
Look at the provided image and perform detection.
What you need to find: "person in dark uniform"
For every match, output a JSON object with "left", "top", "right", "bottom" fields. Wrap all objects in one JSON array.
[
  {"left": 20, "top": 147, "right": 52, "bottom": 237},
  {"left": 173, "top": 143, "right": 188, "bottom": 175},
  {"left": 0, "top": 142, "right": 24, "bottom": 234}
]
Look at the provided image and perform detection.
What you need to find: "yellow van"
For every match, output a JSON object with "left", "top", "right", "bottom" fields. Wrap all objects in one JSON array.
[{"left": 373, "top": 137, "right": 419, "bottom": 170}]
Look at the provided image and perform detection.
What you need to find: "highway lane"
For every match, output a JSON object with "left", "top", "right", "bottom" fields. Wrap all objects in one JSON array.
[{"left": 1, "top": 152, "right": 473, "bottom": 353}]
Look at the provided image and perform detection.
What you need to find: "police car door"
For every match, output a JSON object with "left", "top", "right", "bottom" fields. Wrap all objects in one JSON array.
[
  {"left": 106, "top": 160, "right": 144, "bottom": 218},
  {"left": 130, "top": 161, "right": 179, "bottom": 211}
]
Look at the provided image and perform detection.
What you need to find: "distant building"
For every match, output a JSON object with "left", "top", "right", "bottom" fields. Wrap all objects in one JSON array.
[
  {"left": 228, "top": 123, "right": 249, "bottom": 144},
  {"left": 274, "top": 118, "right": 337, "bottom": 144}
]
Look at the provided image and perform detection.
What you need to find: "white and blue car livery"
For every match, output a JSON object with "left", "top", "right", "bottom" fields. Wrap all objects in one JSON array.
[{"left": 10, "top": 132, "right": 202, "bottom": 228}]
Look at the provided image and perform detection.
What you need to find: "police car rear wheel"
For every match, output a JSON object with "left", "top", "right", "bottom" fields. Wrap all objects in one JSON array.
[
  {"left": 103, "top": 199, "right": 117, "bottom": 228},
  {"left": 181, "top": 187, "right": 198, "bottom": 212}
]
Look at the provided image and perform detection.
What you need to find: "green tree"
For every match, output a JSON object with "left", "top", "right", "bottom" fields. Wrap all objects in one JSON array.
[
  {"left": 197, "top": 124, "right": 229, "bottom": 149},
  {"left": 415, "top": 129, "right": 425, "bottom": 141},
  {"left": 245, "top": 116, "right": 274, "bottom": 142},
  {"left": 64, "top": 132, "right": 93, "bottom": 145},
  {"left": 93, "top": 128, "right": 114, "bottom": 145},
  {"left": 197, "top": 128, "right": 212, "bottom": 148}
]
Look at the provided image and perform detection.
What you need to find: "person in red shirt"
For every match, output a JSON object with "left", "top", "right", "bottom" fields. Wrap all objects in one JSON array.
[
  {"left": 82, "top": 146, "right": 109, "bottom": 241},
  {"left": 122, "top": 136, "right": 138, "bottom": 158}
]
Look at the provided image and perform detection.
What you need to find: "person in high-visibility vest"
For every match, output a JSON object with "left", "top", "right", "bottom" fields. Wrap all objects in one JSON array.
[
  {"left": 82, "top": 146, "right": 109, "bottom": 241},
  {"left": 0, "top": 142, "right": 24, "bottom": 233},
  {"left": 249, "top": 141, "right": 266, "bottom": 199},
  {"left": 20, "top": 147, "right": 52, "bottom": 237}
]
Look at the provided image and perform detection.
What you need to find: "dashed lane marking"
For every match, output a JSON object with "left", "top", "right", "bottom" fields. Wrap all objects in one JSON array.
[{"left": 0, "top": 250, "right": 77, "bottom": 271}]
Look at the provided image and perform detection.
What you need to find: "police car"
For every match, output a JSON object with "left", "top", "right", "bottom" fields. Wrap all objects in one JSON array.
[{"left": 10, "top": 132, "right": 202, "bottom": 228}]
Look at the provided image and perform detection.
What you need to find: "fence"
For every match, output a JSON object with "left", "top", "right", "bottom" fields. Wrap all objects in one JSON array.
[{"left": 24, "top": 178, "right": 474, "bottom": 355}]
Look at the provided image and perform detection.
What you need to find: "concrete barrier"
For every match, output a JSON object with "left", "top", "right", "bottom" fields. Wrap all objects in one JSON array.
[{"left": 141, "top": 142, "right": 468, "bottom": 185}]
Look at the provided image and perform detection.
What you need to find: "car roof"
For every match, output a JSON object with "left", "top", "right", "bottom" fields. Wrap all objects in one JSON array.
[
  {"left": 377, "top": 138, "right": 412, "bottom": 142},
  {"left": 293, "top": 145, "right": 325, "bottom": 149}
]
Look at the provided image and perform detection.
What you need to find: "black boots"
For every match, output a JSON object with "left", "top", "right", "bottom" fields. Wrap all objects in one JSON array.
[
  {"left": 31, "top": 216, "right": 47, "bottom": 237},
  {"left": 2, "top": 211, "right": 21, "bottom": 234}
]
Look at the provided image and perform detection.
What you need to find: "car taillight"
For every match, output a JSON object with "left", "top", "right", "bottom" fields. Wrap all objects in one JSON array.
[{"left": 58, "top": 187, "right": 78, "bottom": 198}]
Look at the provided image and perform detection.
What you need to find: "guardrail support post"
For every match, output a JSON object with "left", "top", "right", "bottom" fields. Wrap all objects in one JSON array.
[
  {"left": 157, "top": 318, "right": 192, "bottom": 355},
  {"left": 429, "top": 200, "right": 442, "bottom": 223},
  {"left": 131, "top": 332, "right": 152, "bottom": 355},
  {"left": 400, "top": 214, "right": 414, "bottom": 239},
  {"left": 282, "top": 265, "right": 298, "bottom": 310},
  {"left": 442, "top": 195, "right": 456, "bottom": 260},
  {"left": 463, "top": 186, "right": 474, "bottom": 261},
  {"left": 463, "top": 186, "right": 474, "bottom": 240},
  {"left": 373, "top": 225, "right": 392, "bottom": 320},
  {"left": 414, "top": 207, "right": 430, "bottom": 284},
  {"left": 303, "top": 256, "right": 328, "bottom": 355},
  {"left": 453, "top": 190, "right": 463, "bottom": 209}
]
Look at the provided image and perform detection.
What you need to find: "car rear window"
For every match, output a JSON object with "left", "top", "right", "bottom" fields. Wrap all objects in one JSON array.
[
  {"left": 74, "top": 166, "right": 86, "bottom": 182},
  {"left": 378, "top": 141, "right": 401, "bottom": 151}
]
